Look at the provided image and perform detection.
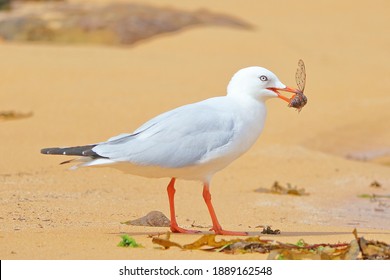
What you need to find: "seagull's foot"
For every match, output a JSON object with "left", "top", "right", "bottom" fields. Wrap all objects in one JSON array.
[
  {"left": 210, "top": 226, "right": 248, "bottom": 236},
  {"left": 170, "top": 224, "right": 201, "bottom": 234}
]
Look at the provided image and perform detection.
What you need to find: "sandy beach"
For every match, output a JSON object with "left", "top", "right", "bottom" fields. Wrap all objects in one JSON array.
[{"left": 1, "top": 0, "right": 389, "bottom": 259}]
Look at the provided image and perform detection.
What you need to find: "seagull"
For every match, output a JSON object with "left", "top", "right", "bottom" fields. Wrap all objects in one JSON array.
[{"left": 41, "top": 66, "right": 301, "bottom": 236}]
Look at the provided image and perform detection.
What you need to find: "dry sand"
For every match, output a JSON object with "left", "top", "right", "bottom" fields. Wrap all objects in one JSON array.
[{"left": 1, "top": 0, "right": 389, "bottom": 259}]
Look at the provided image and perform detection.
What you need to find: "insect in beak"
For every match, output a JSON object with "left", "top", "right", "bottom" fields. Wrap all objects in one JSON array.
[
  {"left": 267, "top": 86, "right": 301, "bottom": 103},
  {"left": 269, "top": 59, "right": 308, "bottom": 112}
]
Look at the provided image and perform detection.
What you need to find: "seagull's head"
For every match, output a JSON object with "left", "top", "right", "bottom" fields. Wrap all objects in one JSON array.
[{"left": 227, "top": 66, "right": 300, "bottom": 103}]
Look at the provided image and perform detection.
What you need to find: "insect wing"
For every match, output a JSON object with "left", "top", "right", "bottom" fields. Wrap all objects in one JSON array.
[{"left": 295, "top": 59, "right": 306, "bottom": 92}]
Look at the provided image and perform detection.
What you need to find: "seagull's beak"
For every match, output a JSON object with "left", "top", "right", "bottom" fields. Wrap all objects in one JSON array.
[{"left": 267, "top": 86, "right": 301, "bottom": 103}]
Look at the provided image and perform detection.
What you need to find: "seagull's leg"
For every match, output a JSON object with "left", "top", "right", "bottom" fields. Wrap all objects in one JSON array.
[
  {"left": 202, "top": 183, "right": 248, "bottom": 236},
  {"left": 167, "top": 178, "right": 200, "bottom": 234}
]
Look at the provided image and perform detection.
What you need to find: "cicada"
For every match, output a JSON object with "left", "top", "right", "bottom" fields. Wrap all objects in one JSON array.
[{"left": 289, "top": 59, "right": 307, "bottom": 111}]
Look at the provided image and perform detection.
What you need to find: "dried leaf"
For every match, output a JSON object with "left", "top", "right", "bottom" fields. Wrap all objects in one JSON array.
[
  {"left": 152, "top": 232, "right": 182, "bottom": 249},
  {"left": 341, "top": 240, "right": 360, "bottom": 260},
  {"left": 183, "top": 235, "right": 232, "bottom": 250},
  {"left": 152, "top": 238, "right": 182, "bottom": 249}
]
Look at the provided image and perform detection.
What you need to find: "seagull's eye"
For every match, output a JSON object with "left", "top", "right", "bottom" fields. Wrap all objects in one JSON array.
[{"left": 259, "top": 75, "right": 268, "bottom": 82}]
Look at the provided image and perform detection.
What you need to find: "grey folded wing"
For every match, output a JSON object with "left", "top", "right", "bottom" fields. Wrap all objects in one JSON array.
[{"left": 92, "top": 101, "right": 235, "bottom": 168}]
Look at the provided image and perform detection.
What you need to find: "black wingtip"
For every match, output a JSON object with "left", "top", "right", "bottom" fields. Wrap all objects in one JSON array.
[
  {"left": 41, "top": 147, "right": 55, "bottom": 154},
  {"left": 40, "top": 145, "right": 105, "bottom": 158}
]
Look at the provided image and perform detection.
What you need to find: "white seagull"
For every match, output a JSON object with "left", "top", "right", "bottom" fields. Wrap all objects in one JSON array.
[{"left": 41, "top": 66, "right": 301, "bottom": 236}]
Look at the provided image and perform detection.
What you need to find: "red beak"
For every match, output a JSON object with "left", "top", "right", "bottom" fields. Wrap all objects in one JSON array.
[{"left": 268, "top": 86, "right": 301, "bottom": 103}]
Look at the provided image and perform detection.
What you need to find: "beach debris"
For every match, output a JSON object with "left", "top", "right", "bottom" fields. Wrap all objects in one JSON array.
[
  {"left": 260, "top": 226, "right": 281, "bottom": 235},
  {"left": 254, "top": 225, "right": 281, "bottom": 235},
  {"left": 270, "top": 181, "right": 307, "bottom": 196},
  {"left": 289, "top": 59, "right": 307, "bottom": 111},
  {"left": 0, "top": 110, "right": 33, "bottom": 121},
  {"left": 152, "top": 232, "right": 182, "bottom": 249},
  {"left": 370, "top": 180, "right": 382, "bottom": 188},
  {"left": 121, "top": 211, "right": 170, "bottom": 227},
  {"left": 152, "top": 232, "right": 268, "bottom": 252},
  {"left": 117, "top": 235, "right": 142, "bottom": 248},
  {"left": 357, "top": 194, "right": 390, "bottom": 199},
  {"left": 151, "top": 230, "right": 389, "bottom": 259},
  {"left": 152, "top": 232, "right": 357, "bottom": 259},
  {"left": 268, "top": 239, "right": 355, "bottom": 260},
  {"left": 353, "top": 229, "right": 390, "bottom": 260},
  {"left": 152, "top": 229, "right": 390, "bottom": 260},
  {"left": 255, "top": 181, "right": 308, "bottom": 196},
  {"left": 357, "top": 193, "right": 390, "bottom": 213}
]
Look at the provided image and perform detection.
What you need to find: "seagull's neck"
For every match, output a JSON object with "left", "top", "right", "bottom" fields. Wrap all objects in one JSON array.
[
  {"left": 226, "top": 94, "right": 267, "bottom": 132},
  {"left": 217, "top": 94, "right": 267, "bottom": 160},
  {"left": 227, "top": 93, "right": 266, "bottom": 111}
]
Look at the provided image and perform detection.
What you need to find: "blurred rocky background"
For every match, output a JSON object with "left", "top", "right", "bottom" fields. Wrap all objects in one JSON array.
[{"left": 0, "top": 0, "right": 251, "bottom": 46}]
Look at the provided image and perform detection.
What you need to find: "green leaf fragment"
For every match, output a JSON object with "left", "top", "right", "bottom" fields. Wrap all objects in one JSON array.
[
  {"left": 296, "top": 239, "right": 306, "bottom": 247},
  {"left": 117, "top": 235, "right": 142, "bottom": 248}
]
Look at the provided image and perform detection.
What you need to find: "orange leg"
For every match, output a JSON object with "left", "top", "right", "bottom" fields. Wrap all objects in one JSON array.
[
  {"left": 167, "top": 178, "right": 200, "bottom": 234},
  {"left": 202, "top": 183, "right": 248, "bottom": 236}
]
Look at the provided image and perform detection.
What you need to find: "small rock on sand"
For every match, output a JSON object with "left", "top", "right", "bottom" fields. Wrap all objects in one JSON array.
[{"left": 123, "top": 211, "right": 170, "bottom": 227}]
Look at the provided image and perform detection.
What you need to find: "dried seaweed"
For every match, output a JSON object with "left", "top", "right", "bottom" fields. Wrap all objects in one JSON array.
[
  {"left": 370, "top": 181, "right": 382, "bottom": 188},
  {"left": 151, "top": 229, "right": 390, "bottom": 259},
  {"left": 261, "top": 226, "right": 281, "bottom": 235},
  {"left": 0, "top": 111, "right": 33, "bottom": 121},
  {"left": 353, "top": 229, "right": 390, "bottom": 260},
  {"left": 255, "top": 181, "right": 308, "bottom": 196},
  {"left": 152, "top": 233, "right": 352, "bottom": 258},
  {"left": 152, "top": 233, "right": 267, "bottom": 252},
  {"left": 269, "top": 240, "right": 353, "bottom": 260},
  {"left": 121, "top": 211, "right": 170, "bottom": 227},
  {"left": 152, "top": 232, "right": 182, "bottom": 249},
  {"left": 358, "top": 194, "right": 390, "bottom": 199}
]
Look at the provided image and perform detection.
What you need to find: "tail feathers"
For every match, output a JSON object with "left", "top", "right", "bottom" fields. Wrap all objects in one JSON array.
[{"left": 41, "top": 144, "right": 105, "bottom": 158}]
